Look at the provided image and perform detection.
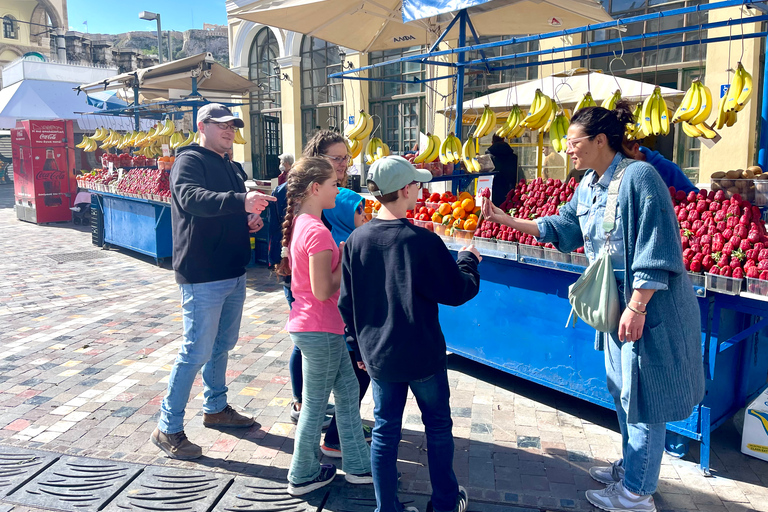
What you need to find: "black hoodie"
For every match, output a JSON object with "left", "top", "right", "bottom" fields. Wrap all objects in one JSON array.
[{"left": 170, "top": 144, "right": 250, "bottom": 284}]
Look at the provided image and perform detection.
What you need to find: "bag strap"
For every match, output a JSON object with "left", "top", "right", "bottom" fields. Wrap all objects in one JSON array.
[{"left": 602, "top": 157, "right": 632, "bottom": 234}]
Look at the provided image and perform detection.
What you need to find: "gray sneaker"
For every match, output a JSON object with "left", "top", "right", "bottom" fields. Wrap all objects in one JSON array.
[
  {"left": 586, "top": 481, "right": 657, "bottom": 512},
  {"left": 589, "top": 460, "right": 625, "bottom": 485},
  {"left": 151, "top": 428, "right": 202, "bottom": 460}
]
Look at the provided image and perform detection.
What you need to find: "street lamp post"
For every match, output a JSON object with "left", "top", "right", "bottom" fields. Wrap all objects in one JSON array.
[{"left": 139, "top": 11, "right": 163, "bottom": 64}]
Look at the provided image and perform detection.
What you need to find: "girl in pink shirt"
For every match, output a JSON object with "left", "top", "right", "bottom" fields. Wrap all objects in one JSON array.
[{"left": 276, "top": 157, "right": 371, "bottom": 496}]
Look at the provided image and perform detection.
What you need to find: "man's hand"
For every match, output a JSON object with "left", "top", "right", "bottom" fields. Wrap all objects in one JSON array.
[
  {"left": 357, "top": 361, "right": 367, "bottom": 371},
  {"left": 460, "top": 244, "right": 482, "bottom": 262},
  {"left": 248, "top": 214, "right": 264, "bottom": 233},
  {"left": 245, "top": 190, "right": 276, "bottom": 214}
]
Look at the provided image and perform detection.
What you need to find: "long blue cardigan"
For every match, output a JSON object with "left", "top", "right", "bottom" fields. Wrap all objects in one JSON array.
[{"left": 538, "top": 157, "right": 706, "bottom": 424}]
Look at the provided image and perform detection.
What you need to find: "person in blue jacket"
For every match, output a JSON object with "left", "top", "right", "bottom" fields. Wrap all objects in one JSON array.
[{"left": 622, "top": 140, "right": 698, "bottom": 193}]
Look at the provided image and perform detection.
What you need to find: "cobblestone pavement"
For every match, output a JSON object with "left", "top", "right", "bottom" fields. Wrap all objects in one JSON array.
[{"left": 0, "top": 183, "right": 766, "bottom": 512}]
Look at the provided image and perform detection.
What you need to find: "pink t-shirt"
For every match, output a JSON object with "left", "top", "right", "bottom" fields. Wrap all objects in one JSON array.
[{"left": 285, "top": 214, "right": 345, "bottom": 335}]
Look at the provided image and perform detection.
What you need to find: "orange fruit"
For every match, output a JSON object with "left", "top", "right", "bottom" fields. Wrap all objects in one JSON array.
[
  {"left": 452, "top": 200, "right": 462, "bottom": 210},
  {"left": 431, "top": 212, "right": 443, "bottom": 223},
  {"left": 442, "top": 215, "right": 453, "bottom": 226},
  {"left": 373, "top": 201, "right": 382, "bottom": 210},
  {"left": 458, "top": 191, "right": 473, "bottom": 201},
  {"left": 364, "top": 206, "right": 372, "bottom": 213},
  {"left": 464, "top": 219, "right": 477, "bottom": 231},
  {"left": 473, "top": 206, "right": 481, "bottom": 214},
  {"left": 466, "top": 214, "right": 479, "bottom": 223},
  {"left": 461, "top": 198, "right": 475, "bottom": 212},
  {"left": 453, "top": 218, "right": 465, "bottom": 229},
  {"left": 438, "top": 203, "right": 452, "bottom": 216},
  {"left": 452, "top": 207, "right": 466, "bottom": 219},
  {"left": 365, "top": 212, "right": 372, "bottom": 221}
]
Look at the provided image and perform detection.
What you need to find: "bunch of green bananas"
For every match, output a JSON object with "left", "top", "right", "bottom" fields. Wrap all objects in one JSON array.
[
  {"left": 549, "top": 113, "right": 570, "bottom": 152},
  {"left": 671, "top": 80, "right": 712, "bottom": 125},
  {"left": 461, "top": 137, "right": 481, "bottom": 173},
  {"left": 438, "top": 133, "right": 462, "bottom": 165},
  {"left": 364, "top": 137, "right": 389, "bottom": 165},
  {"left": 413, "top": 133, "right": 442, "bottom": 164},
  {"left": 473, "top": 105, "right": 497, "bottom": 139},
  {"left": 640, "top": 86, "right": 670, "bottom": 137},
  {"left": 496, "top": 105, "right": 525, "bottom": 139},
  {"left": 521, "top": 89, "right": 554, "bottom": 132},
  {"left": 575, "top": 92, "right": 596, "bottom": 112},
  {"left": 345, "top": 110, "right": 374, "bottom": 142},
  {"left": 601, "top": 90, "right": 622, "bottom": 111},
  {"left": 625, "top": 104, "right": 644, "bottom": 140}
]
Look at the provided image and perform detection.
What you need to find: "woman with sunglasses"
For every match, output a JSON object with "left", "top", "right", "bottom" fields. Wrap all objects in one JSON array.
[{"left": 482, "top": 101, "right": 704, "bottom": 512}]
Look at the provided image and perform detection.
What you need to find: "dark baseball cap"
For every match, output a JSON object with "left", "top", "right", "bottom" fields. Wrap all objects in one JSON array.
[{"left": 198, "top": 103, "right": 245, "bottom": 128}]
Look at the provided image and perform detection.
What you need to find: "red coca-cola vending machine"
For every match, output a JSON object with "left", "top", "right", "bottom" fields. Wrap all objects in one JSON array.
[{"left": 12, "top": 120, "right": 77, "bottom": 224}]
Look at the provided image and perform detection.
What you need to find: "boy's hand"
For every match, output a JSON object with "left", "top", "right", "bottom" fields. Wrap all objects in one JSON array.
[
  {"left": 460, "top": 244, "right": 482, "bottom": 262},
  {"left": 357, "top": 361, "right": 367, "bottom": 371},
  {"left": 245, "top": 190, "right": 276, "bottom": 214}
]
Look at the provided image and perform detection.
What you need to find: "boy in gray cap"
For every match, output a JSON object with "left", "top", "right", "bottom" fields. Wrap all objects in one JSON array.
[{"left": 338, "top": 156, "right": 480, "bottom": 512}]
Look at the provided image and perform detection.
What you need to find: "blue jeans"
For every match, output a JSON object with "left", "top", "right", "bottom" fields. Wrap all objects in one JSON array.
[
  {"left": 288, "top": 331, "right": 370, "bottom": 485},
  {"left": 158, "top": 275, "right": 246, "bottom": 434},
  {"left": 605, "top": 333, "right": 666, "bottom": 496},
  {"left": 371, "top": 369, "right": 459, "bottom": 512}
]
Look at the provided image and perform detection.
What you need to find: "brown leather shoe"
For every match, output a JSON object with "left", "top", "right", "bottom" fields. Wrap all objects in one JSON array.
[
  {"left": 151, "top": 428, "right": 202, "bottom": 460},
  {"left": 203, "top": 405, "right": 256, "bottom": 428}
]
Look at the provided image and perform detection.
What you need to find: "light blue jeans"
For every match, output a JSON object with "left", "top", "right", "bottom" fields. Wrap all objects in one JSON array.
[
  {"left": 158, "top": 274, "right": 246, "bottom": 434},
  {"left": 605, "top": 333, "right": 666, "bottom": 496},
  {"left": 288, "top": 331, "right": 371, "bottom": 485}
]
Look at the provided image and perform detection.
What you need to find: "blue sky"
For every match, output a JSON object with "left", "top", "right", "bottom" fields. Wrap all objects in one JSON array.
[{"left": 67, "top": 0, "right": 228, "bottom": 34}]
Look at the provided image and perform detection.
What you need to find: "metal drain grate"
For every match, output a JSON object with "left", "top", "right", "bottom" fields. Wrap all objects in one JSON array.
[
  {"left": 7, "top": 456, "right": 142, "bottom": 512},
  {"left": 46, "top": 251, "right": 110, "bottom": 264},
  {"left": 0, "top": 448, "right": 57, "bottom": 497},
  {"left": 213, "top": 478, "right": 323, "bottom": 512},
  {"left": 104, "top": 468, "right": 231, "bottom": 512}
]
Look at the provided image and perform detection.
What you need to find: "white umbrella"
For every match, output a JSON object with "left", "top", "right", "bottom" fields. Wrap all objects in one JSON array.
[
  {"left": 440, "top": 68, "right": 685, "bottom": 121},
  {"left": 228, "top": 0, "right": 613, "bottom": 53}
]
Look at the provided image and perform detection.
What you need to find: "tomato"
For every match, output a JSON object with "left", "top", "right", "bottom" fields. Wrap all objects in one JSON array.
[
  {"left": 419, "top": 206, "right": 428, "bottom": 215},
  {"left": 427, "top": 208, "right": 436, "bottom": 217},
  {"left": 406, "top": 210, "right": 414, "bottom": 219},
  {"left": 429, "top": 192, "right": 441, "bottom": 202},
  {"left": 418, "top": 213, "right": 429, "bottom": 221}
]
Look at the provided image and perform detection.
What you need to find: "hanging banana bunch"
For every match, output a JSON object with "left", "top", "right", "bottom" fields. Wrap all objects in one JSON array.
[
  {"left": 345, "top": 110, "right": 374, "bottom": 142},
  {"left": 520, "top": 89, "right": 554, "bottom": 132},
  {"left": 601, "top": 90, "right": 622, "bottom": 111},
  {"left": 364, "top": 137, "right": 389, "bottom": 165},
  {"left": 671, "top": 80, "right": 712, "bottom": 125},
  {"left": 461, "top": 137, "right": 481, "bottom": 173},
  {"left": 496, "top": 105, "right": 524, "bottom": 139},
  {"left": 438, "top": 132, "right": 462, "bottom": 165},
  {"left": 549, "top": 112, "right": 570, "bottom": 152},
  {"left": 233, "top": 129, "right": 248, "bottom": 145},
  {"left": 640, "top": 86, "right": 669, "bottom": 137},
  {"left": 724, "top": 62, "right": 753, "bottom": 113},
  {"left": 575, "top": 92, "right": 597, "bottom": 112},
  {"left": 625, "top": 103, "right": 645, "bottom": 141},
  {"left": 473, "top": 105, "right": 497, "bottom": 139},
  {"left": 346, "top": 138, "right": 362, "bottom": 159},
  {"left": 413, "top": 133, "right": 441, "bottom": 164}
]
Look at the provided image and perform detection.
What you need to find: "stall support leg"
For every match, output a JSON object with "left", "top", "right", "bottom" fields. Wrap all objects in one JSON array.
[
  {"left": 759, "top": 35, "right": 768, "bottom": 170},
  {"left": 699, "top": 405, "right": 712, "bottom": 476},
  {"left": 454, "top": 10, "right": 467, "bottom": 141}
]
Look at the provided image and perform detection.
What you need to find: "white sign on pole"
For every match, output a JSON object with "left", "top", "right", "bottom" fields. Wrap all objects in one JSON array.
[{"left": 475, "top": 175, "right": 494, "bottom": 206}]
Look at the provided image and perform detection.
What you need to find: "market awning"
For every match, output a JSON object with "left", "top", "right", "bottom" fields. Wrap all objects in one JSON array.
[
  {"left": 0, "top": 79, "right": 151, "bottom": 131},
  {"left": 229, "top": 0, "right": 613, "bottom": 53},
  {"left": 439, "top": 69, "right": 685, "bottom": 120},
  {"left": 77, "top": 52, "right": 256, "bottom": 102}
]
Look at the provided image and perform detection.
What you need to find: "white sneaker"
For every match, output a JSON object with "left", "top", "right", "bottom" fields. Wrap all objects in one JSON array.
[
  {"left": 589, "top": 460, "right": 625, "bottom": 485},
  {"left": 586, "top": 481, "right": 656, "bottom": 512}
]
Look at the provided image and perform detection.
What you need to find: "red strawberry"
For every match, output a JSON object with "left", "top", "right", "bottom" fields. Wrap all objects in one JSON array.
[
  {"left": 683, "top": 248, "right": 694, "bottom": 261},
  {"left": 683, "top": 258, "right": 690, "bottom": 271},
  {"left": 688, "top": 210, "right": 700, "bottom": 221},
  {"left": 711, "top": 202, "right": 723, "bottom": 214},
  {"left": 702, "top": 244, "right": 711, "bottom": 256},
  {"left": 732, "top": 193, "right": 743, "bottom": 203},
  {"left": 759, "top": 260, "right": 768, "bottom": 271},
  {"left": 678, "top": 210, "right": 688, "bottom": 222},
  {"left": 759, "top": 249, "right": 768, "bottom": 261},
  {"left": 733, "top": 267, "right": 744, "bottom": 279},
  {"left": 720, "top": 253, "right": 730, "bottom": 267},
  {"left": 740, "top": 239, "right": 752, "bottom": 252},
  {"left": 748, "top": 229, "right": 761, "bottom": 243},
  {"left": 709, "top": 265, "right": 721, "bottom": 275},
  {"left": 716, "top": 221, "right": 727, "bottom": 232},
  {"left": 690, "top": 260, "right": 702, "bottom": 273},
  {"left": 730, "top": 235, "right": 742, "bottom": 248},
  {"left": 687, "top": 191, "right": 697, "bottom": 202},
  {"left": 752, "top": 206, "right": 763, "bottom": 221},
  {"left": 700, "top": 234, "right": 712, "bottom": 246},
  {"left": 714, "top": 190, "right": 726, "bottom": 202},
  {"left": 669, "top": 186, "right": 677, "bottom": 198},
  {"left": 736, "top": 225, "right": 749, "bottom": 239},
  {"left": 713, "top": 241, "right": 724, "bottom": 253},
  {"left": 722, "top": 242, "right": 734, "bottom": 256},
  {"left": 676, "top": 190, "right": 687, "bottom": 202},
  {"left": 702, "top": 254, "right": 715, "bottom": 270},
  {"left": 723, "top": 228, "right": 734, "bottom": 240},
  {"left": 747, "top": 267, "right": 759, "bottom": 278},
  {"left": 698, "top": 190, "right": 708, "bottom": 200},
  {"left": 721, "top": 266, "right": 733, "bottom": 277},
  {"left": 730, "top": 258, "right": 742, "bottom": 269},
  {"left": 708, "top": 190, "right": 717, "bottom": 200},
  {"left": 727, "top": 216, "right": 739, "bottom": 229},
  {"left": 760, "top": 271, "right": 768, "bottom": 281},
  {"left": 696, "top": 200, "right": 708, "bottom": 213}
]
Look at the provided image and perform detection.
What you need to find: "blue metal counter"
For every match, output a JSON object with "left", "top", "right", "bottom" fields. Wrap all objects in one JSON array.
[{"left": 439, "top": 244, "right": 768, "bottom": 475}]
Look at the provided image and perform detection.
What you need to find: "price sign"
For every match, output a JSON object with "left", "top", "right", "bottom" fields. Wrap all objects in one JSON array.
[
  {"left": 108, "top": 162, "right": 114, "bottom": 172},
  {"left": 162, "top": 144, "right": 170, "bottom": 157},
  {"left": 475, "top": 175, "right": 494, "bottom": 206}
]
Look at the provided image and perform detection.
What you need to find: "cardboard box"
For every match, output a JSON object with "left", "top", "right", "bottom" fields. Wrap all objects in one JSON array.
[{"left": 741, "top": 387, "right": 768, "bottom": 462}]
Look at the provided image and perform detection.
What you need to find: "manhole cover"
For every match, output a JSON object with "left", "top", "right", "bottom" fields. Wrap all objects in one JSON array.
[
  {"left": 213, "top": 477, "right": 324, "bottom": 512},
  {"left": 6, "top": 455, "right": 142, "bottom": 512},
  {"left": 0, "top": 447, "right": 58, "bottom": 497},
  {"left": 46, "top": 251, "right": 110, "bottom": 264},
  {"left": 103, "top": 467, "right": 231, "bottom": 512}
]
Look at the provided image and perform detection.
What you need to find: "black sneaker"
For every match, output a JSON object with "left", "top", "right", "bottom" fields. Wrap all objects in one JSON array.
[
  {"left": 426, "top": 486, "right": 468, "bottom": 512},
  {"left": 345, "top": 471, "right": 373, "bottom": 484},
  {"left": 287, "top": 464, "right": 336, "bottom": 496}
]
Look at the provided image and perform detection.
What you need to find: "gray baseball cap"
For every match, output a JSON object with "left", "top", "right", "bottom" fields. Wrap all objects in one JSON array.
[
  {"left": 198, "top": 103, "right": 245, "bottom": 128},
  {"left": 366, "top": 156, "right": 432, "bottom": 197}
]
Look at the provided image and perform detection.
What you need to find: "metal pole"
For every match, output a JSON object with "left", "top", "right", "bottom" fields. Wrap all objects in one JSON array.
[
  {"left": 760, "top": 34, "right": 768, "bottom": 170},
  {"left": 454, "top": 10, "right": 466, "bottom": 140},
  {"left": 156, "top": 15, "right": 163, "bottom": 64},
  {"left": 133, "top": 83, "right": 140, "bottom": 131},
  {"left": 167, "top": 31, "right": 172, "bottom": 61}
]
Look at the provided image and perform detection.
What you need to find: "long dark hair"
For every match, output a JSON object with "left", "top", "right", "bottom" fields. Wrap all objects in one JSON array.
[
  {"left": 570, "top": 100, "right": 635, "bottom": 155},
  {"left": 303, "top": 130, "right": 348, "bottom": 187},
  {"left": 275, "top": 157, "right": 335, "bottom": 277}
]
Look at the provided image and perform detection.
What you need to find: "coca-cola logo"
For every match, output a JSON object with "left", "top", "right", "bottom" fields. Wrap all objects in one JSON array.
[
  {"left": 35, "top": 171, "right": 66, "bottom": 180},
  {"left": 39, "top": 134, "right": 59, "bottom": 140}
]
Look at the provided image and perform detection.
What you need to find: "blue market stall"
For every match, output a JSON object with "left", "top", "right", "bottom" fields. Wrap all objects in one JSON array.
[{"left": 329, "top": 0, "right": 768, "bottom": 474}]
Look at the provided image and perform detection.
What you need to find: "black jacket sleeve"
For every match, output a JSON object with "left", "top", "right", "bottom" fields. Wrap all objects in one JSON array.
[
  {"left": 338, "top": 241, "right": 355, "bottom": 336},
  {"left": 172, "top": 153, "right": 248, "bottom": 217},
  {"left": 417, "top": 235, "right": 481, "bottom": 307}
]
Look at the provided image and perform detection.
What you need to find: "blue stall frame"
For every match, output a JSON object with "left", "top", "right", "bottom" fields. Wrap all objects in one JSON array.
[{"left": 91, "top": 191, "right": 172, "bottom": 265}]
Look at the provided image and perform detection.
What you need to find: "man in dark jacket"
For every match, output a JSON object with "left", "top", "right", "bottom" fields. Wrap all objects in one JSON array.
[
  {"left": 486, "top": 134, "right": 519, "bottom": 206},
  {"left": 151, "top": 104, "right": 275, "bottom": 460}
]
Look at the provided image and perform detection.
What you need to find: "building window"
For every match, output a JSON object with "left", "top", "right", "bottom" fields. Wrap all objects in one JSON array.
[
  {"left": 369, "top": 46, "right": 425, "bottom": 155},
  {"left": 463, "top": 36, "right": 539, "bottom": 99},
  {"left": 248, "top": 28, "right": 281, "bottom": 112},
  {"left": 3, "top": 16, "right": 19, "bottom": 40},
  {"left": 300, "top": 36, "right": 343, "bottom": 146}
]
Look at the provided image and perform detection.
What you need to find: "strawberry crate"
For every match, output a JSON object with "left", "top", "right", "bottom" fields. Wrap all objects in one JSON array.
[
  {"left": 705, "top": 273, "right": 743, "bottom": 295},
  {"left": 542, "top": 247, "right": 570, "bottom": 264},
  {"left": 744, "top": 277, "right": 768, "bottom": 299},
  {"left": 571, "top": 252, "right": 588, "bottom": 267},
  {"left": 518, "top": 244, "right": 544, "bottom": 260},
  {"left": 688, "top": 272, "right": 706, "bottom": 297}
]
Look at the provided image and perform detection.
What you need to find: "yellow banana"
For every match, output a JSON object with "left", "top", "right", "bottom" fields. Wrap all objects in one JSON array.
[
  {"left": 575, "top": 92, "right": 596, "bottom": 112},
  {"left": 678, "top": 81, "right": 702, "bottom": 123},
  {"left": 178, "top": 131, "right": 195, "bottom": 148},
  {"left": 414, "top": 134, "right": 435, "bottom": 164},
  {"left": 696, "top": 122, "right": 717, "bottom": 139},
  {"left": 601, "top": 90, "right": 622, "bottom": 111},
  {"left": 716, "top": 94, "right": 728, "bottom": 130},
  {"left": 346, "top": 110, "right": 370, "bottom": 140},
  {"left": 725, "top": 63, "right": 744, "bottom": 112},
  {"left": 672, "top": 81, "right": 697, "bottom": 123},
  {"left": 658, "top": 92, "right": 670, "bottom": 136},
  {"left": 736, "top": 63, "right": 753, "bottom": 111},
  {"left": 234, "top": 129, "right": 248, "bottom": 145},
  {"left": 688, "top": 83, "right": 712, "bottom": 126},
  {"left": 726, "top": 110, "right": 737, "bottom": 127},
  {"left": 474, "top": 105, "right": 497, "bottom": 138},
  {"left": 681, "top": 122, "right": 703, "bottom": 138}
]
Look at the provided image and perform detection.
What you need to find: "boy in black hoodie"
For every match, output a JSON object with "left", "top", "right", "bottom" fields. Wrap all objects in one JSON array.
[
  {"left": 151, "top": 104, "right": 275, "bottom": 460},
  {"left": 338, "top": 156, "right": 480, "bottom": 512}
]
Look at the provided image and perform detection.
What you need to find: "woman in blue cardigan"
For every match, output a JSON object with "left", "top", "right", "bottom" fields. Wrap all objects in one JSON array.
[{"left": 482, "top": 102, "right": 705, "bottom": 512}]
